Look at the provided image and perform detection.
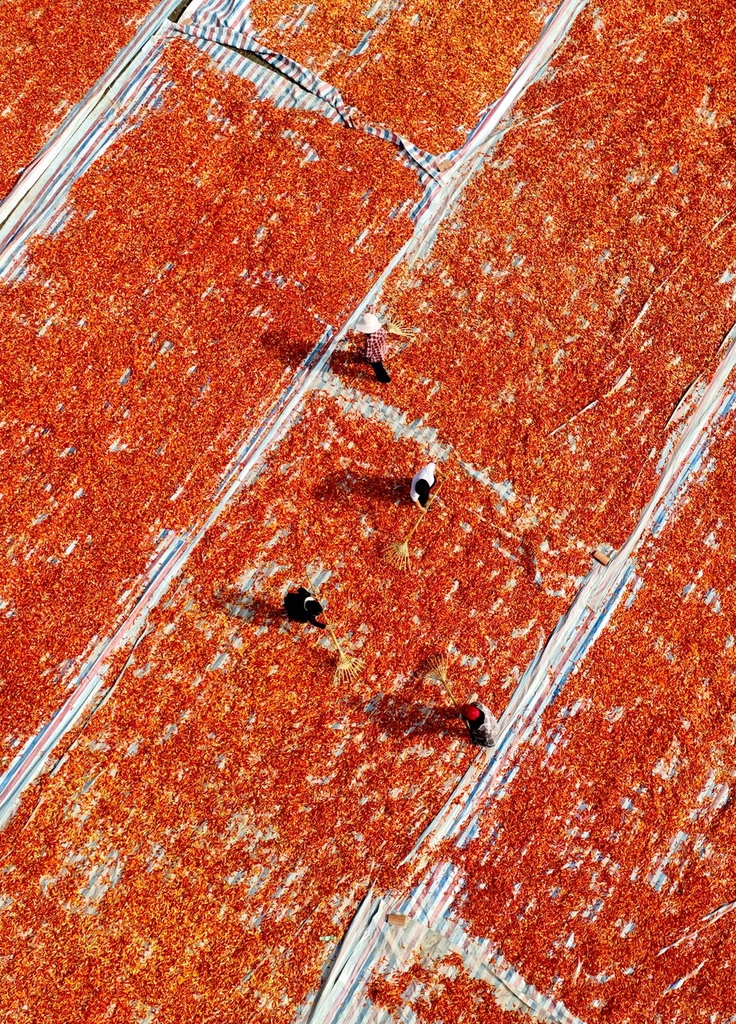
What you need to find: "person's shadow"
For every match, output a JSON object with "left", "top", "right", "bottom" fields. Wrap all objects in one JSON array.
[
  {"left": 329, "top": 343, "right": 373, "bottom": 384},
  {"left": 260, "top": 329, "right": 312, "bottom": 368},
  {"left": 216, "top": 591, "right": 284, "bottom": 628},
  {"left": 312, "top": 471, "right": 409, "bottom": 505},
  {"left": 358, "top": 691, "right": 460, "bottom": 738}
]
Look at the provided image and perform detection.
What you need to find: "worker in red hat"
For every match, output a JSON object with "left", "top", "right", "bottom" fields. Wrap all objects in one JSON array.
[{"left": 459, "top": 702, "right": 497, "bottom": 747}]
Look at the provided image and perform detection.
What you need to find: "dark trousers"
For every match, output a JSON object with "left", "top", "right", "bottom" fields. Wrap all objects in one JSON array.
[{"left": 370, "top": 360, "right": 391, "bottom": 383}]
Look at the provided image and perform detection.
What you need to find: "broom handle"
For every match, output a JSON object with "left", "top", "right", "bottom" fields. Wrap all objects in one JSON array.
[
  {"left": 326, "top": 624, "right": 344, "bottom": 656},
  {"left": 428, "top": 472, "right": 445, "bottom": 506},
  {"left": 406, "top": 472, "right": 445, "bottom": 541},
  {"left": 304, "top": 571, "right": 344, "bottom": 656},
  {"left": 405, "top": 513, "right": 425, "bottom": 542},
  {"left": 440, "top": 675, "right": 462, "bottom": 713}
]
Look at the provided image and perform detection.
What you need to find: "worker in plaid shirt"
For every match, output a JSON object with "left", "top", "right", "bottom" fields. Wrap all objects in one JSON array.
[{"left": 354, "top": 312, "right": 390, "bottom": 383}]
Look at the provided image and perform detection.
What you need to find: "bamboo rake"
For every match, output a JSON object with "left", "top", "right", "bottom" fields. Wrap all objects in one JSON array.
[
  {"left": 326, "top": 624, "right": 365, "bottom": 685},
  {"left": 424, "top": 654, "right": 461, "bottom": 712},
  {"left": 305, "top": 572, "right": 364, "bottom": 685},
  {"left": 384, "top": 473, "right": 445, "bottom": 571},
  {"left": 385, "top": 315, "right": 413, "bottom": 338}
]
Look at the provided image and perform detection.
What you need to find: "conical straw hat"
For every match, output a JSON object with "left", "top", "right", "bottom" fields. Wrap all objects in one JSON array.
[{"left": 354, "top": 313, "right": 382, "bottom": 333}]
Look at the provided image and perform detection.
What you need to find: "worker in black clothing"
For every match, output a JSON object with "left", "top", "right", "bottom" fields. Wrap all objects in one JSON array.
[{"left": 284, "top": 587, "right": 326, "bottom": 628}]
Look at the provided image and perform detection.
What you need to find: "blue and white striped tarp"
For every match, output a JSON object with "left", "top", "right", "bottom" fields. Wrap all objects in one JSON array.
[{"left": 172, "top": 3, "right": 445, "bottom": 188}]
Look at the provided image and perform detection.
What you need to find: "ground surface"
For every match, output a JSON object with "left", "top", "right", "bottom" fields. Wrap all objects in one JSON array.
[
  {"left": 0, "top": 0, "right": 165, "bottom": 197},
  {"left": 0, "top": 1, "right": 735, "bottom": 1022}
]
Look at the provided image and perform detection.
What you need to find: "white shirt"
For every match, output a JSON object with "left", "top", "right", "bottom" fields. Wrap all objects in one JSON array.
[{"left": 410, "top": 462, "right": 436, "bottom": 504}]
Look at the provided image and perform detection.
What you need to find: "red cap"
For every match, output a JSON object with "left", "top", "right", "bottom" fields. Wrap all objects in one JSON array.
[{"left": 460, "top": 704, "right": 481, "bottom": 721}]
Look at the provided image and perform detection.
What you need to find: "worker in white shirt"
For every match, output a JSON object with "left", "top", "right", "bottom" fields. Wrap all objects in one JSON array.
[{"left": 410, "top": 462, "right": 436, "bottom": 508}]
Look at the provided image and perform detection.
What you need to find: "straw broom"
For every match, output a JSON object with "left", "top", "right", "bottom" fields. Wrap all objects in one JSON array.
[
  {"left": 424, "top": 654, "right": 461, "bottom": 712},
  {"left": 384, "top": 508, "right": 428, "bottom": 571},
  {"left": 305, "top": 572, "right": 364, "bottom": 685},
  {"left": 385, "top": 474, "right": 445, "bottom": 571},
  {"left": 325, "top": 623, "right": 365, "bottom": 685},
  {"left": 385, "top": 314, "right": 413, "bottom": 338}
]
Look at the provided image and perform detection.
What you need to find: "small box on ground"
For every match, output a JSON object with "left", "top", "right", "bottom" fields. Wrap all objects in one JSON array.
[
  {"left": 592, "top": 547, "right": 611, "bottom": 566},
  {"left": 387, "top": 913, "right": 408, "bottom": 927}
]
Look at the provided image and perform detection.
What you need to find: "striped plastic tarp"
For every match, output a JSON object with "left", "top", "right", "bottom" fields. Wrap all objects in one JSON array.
[
  {"left": 302, "top": 862, "right": 587, "bottom": 1023},
  {"left": 0, "top": 0, "right": 183, "bottom": 280},
  {"left": 0, "top": 0, "right": 589, "bottom": 277},
  {"left": 0, "top": 0, "right": 588, "bottom": 832},
  {"left": 409, "top": 326, "right": 736, "bottom": 856},
  {"left": 300, "top": 323, "right": 736, "bottom": 1021},
  {"left": 0, "top": 0, "right": 176, "bottom": 227},
  {"left": 171, "top": 10, "right": 445, "bottom": 186},
  {"left": 0, "top": 31, "right": 173, "bottom": 280},
  {"left": 2, "top": 2, "right": 729, "bottom": 1020}
]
